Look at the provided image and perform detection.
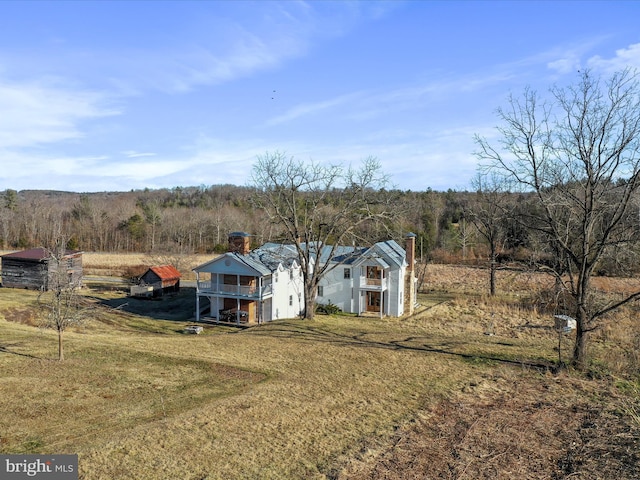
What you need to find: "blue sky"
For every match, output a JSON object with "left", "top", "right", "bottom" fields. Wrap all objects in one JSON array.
[{"left": 1, "top": 1, "right": 639, "bottom": 193}]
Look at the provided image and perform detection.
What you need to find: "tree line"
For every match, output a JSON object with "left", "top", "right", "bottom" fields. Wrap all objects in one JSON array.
[
  {"left": 0, "top": 185, "right": 482, "bottom": 261},
  {"left": 1, "top": 181, "right": 639, "bottom": 280}
]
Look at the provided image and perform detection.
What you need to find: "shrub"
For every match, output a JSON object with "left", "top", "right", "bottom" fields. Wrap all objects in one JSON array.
[{"left": 315, "top": 302, "right": 341, "bottom": 315}]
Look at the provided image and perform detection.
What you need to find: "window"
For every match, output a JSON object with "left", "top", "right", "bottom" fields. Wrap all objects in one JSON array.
[
  {"left": 289, "top": 295, "right": 293, "bottom": 306},
  {"left": 317, "top": 286, "right": 324, "bottom": 297},
  {"left": 290, "top": 270, "right": 294, "bottom": 280},
  {"left": 343, "top": 268, "right": 351, "bottom": 279}
]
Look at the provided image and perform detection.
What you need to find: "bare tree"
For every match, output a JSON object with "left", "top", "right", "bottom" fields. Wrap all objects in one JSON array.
[
  {"left": 139, "top": 199, "right": 162, "bottom": 253},
  {"left": 38, "top": 236, "right": 85, "bottom": 361},
  {"left": 475, "top": 69, "right": 640, "bottom": 369},
  {"left": 468, "top": 172, "right": 512, "bottom": 296},
  {"left": 250, "top": 152, "right": 395, "bottom": 319}
]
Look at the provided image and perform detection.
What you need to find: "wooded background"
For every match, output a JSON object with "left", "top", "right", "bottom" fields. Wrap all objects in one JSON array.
[
  {"left": 0, "top": 187, "right": 472, "bottom": 259},
  {"left": 1, "top": 186, "right": 638, "bottom": 279}
]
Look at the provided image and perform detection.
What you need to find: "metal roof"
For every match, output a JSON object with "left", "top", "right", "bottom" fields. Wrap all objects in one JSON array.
[
  {"left": 192, "top": 252, "right": 272, "bottom": 276},
  {"left": 370, "top": 240, "right": 405, "bottom": 267},
  {"left": 298, "top": 240, "right": 405, "bottom": 268},
  {"left": 193, "top": 237, "right": 405, "bottom": 275},
  {"left": 329, "top": 246, "right": 369, "bottom": 265},
  {"left": 250, "top": 243, "right": 300, "bottom": 271},
  {"left": 147, "top": 265, "right": 181, "bottom": 280},
  {"left": 236, "top": 252, "right": 274, "bottom": 276}
]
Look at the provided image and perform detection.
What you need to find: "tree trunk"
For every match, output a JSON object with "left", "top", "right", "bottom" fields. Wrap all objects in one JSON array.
[
  {"left": 489, "top": 246, "right": 497, "bottom": 296},
  {"left": 572, "top": 305, "right": 588, "bottom": 369},
  {"left": 304, "top": 284, "right": 316, "bottom": 320},
  {"left": 572, "top": 323, "right": 588, "bottom": 370},
  {"left": 58, "top": 330, "right": 64, "bottom": 361}
]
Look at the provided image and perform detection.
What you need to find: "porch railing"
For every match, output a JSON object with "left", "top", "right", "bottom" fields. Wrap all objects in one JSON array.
[
  {"left": 360, "top": 277, "right": 388, "bottom": 290},
  {"left": 197, "top": 281, "right": 272, "bottom": 297}
]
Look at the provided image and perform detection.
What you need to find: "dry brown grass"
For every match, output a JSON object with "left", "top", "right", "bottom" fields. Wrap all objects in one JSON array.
[
  {"left": 422, "top": 264, "right": 555, "bottom": 296},
  {"left": 1, "top": 261, "right": 639, "bottom": 479},
  {"left": 81, "top": 252, "right": 214, "bottom": 280},
  {"left": 424, "top": 263, "right": 640, "bottom": 301},
  {"left": 0, "top": 251, "right": 215, "bottom": 280},
  {"left": 0, "top": 287, "right": 486, "bottom": 478},
  {"left": 339, "top": 371, "right": 640, "bottom": 480}
]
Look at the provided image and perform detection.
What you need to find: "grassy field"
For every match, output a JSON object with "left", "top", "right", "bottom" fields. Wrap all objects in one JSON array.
[{"left": 0, "top": 262, "right": 639, "bottom": 479}]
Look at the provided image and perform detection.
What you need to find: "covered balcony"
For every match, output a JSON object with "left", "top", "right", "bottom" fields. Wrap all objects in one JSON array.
[
  {"left": 359, "top": 265, "right": 389, "bottom": 291},
  {"left": 196, "top": 272, "right": 273, "bottom": 299}
]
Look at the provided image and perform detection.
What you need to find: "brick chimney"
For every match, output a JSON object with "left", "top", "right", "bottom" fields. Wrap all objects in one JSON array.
[
  {"left": 228, "top": 232, "right": 251, "bottom": 255},
  {"left": 404, "top": 233, "right": 417, "bottom": 315}
]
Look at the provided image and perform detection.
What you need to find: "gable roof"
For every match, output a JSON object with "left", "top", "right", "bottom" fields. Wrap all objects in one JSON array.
[
  {"left": 236, "top": 252, "right": 274, "bottom": 276},
  {"left": 193, "top": 242, "right": 301, "bottom": 277},
  {"left": 194, "top": 252, "right": 273, "bottom": 276},
  {"left": 328, "top": 246, "right": 369, "bottom": 265},
  {"left": 320, "top": 240, "right": 406, "bottom": 269},
  {"left": 147, "top": 265, "right": 181, "bottom": 281},
  {"left": 193, "top": 238, "right": 404, "bottom": 275},
  {"left": 251, "top": 243, "right": 299, "bottom": 270},
  {"left": 1, "top": 248, "right": 82, "bottom": 262},
  {"left": 369, "top": 240, "right": 406, "bottom": 268}
]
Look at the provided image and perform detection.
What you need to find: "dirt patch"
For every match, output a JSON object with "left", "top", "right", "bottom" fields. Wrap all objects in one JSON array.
[
  {"left": 338, "top": 373, "right": 640, "bottom": 479},
  {"left": 1, "top": 307, "right": 38, "bottom": 326}
]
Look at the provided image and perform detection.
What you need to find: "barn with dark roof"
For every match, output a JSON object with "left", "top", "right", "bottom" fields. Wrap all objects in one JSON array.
[{"left": 1, "top": 248, "right": 83, "bottom": 290}]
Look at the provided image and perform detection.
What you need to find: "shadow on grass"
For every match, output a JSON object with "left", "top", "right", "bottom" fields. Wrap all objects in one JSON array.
[
  {"left": 0, "top": 343, "right": 39, "bottom": 359},
  {"left": 98, "top": 287, "right": 196, "bottom": 322},
  {"left": 245, "top": 320, "right": 556, "bottom": 372}
]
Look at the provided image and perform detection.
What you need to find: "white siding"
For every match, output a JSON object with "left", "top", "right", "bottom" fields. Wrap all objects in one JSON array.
[
  {"left": 270, "top": 264, "right": 305, "bottom": 320},
  {"left": 317, "top": 266, "right": 354, "bottom": 313},
  {"left": 262, "top": 298, "right": 273, "bottom": 322},
  {"left": 386, "top": 267, "right": 405, "bottom": 316}
]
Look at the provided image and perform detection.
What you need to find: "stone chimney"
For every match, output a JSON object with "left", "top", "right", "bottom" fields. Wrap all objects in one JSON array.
[
  {"left": 228, "top": 232, "right": 251, "bottom": 255},
  {"left": 404, "top": 233, "right": 417, "bottom": 315}
]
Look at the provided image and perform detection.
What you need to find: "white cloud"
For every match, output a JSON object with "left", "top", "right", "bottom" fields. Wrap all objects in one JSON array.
[
  {"left": 587, "top": 42, "right": 640, "bottom": 73},
  {"left": 264, "top": 68, "right": 511, "bottom": 127},
  {"left": 103, "top": 2, "right": 394, "bottom": 95},
  {"left": 547, "top": 55, "right": 581, "bottom": 75},
  {"left": 0, "top": 78, "right": 120, "bottom": 149},
  {"left": 122, "top": 151, "right": 157, "bottom": 158},
  {"left": 266, "top": 91, "right": 365, "bottom": 126},
  {"left": 145, "top": 31, "right": 303, "bottom": 94}
]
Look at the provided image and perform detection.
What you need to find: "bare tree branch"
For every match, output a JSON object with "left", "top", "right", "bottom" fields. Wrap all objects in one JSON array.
[{"left": 475, "top": 68, "right": 640, "bottom": 369}]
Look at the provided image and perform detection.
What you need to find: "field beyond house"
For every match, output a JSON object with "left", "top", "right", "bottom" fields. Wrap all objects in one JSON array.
[{"left": 0, "top": 258, "right": 639, "bottom": 479}]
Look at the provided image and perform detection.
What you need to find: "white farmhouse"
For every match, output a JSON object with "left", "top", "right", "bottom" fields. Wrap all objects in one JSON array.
[
  {"left": 315, "top": 235, "right": 416, "bottom": 318},
  {"left": 193, "top": 233, "right": 304, "bottom": 324},
  {"left": 193, "top": 232, "right": 417, "bottom": 324}
]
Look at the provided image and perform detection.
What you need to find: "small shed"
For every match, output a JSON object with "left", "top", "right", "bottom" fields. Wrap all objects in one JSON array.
[
  {"left": 133, "top": 265, "right": 181, "bottom": 297},
  {"left": 1, "top": 248, "right": 83, "bottom": 290}
]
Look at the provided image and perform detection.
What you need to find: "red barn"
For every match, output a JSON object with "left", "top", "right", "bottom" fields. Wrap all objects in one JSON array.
[{"left": 135, "top": 265, "right": 181, "bottom": 297}]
